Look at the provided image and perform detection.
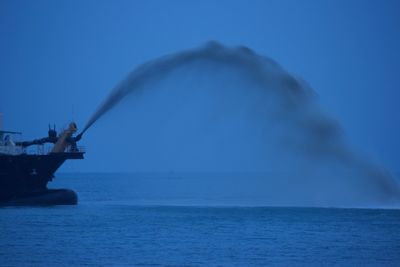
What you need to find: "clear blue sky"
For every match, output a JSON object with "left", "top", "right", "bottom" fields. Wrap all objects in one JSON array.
[{"left": 1, "top": 0, "right": 399, "bottom": 172}]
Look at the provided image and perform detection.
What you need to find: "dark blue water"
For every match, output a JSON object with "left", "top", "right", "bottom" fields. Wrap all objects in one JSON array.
[{"left": 1, "top": 173, "right": 400, "bottom": 266}]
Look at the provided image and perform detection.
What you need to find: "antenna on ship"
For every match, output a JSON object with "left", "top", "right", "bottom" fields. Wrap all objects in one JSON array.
[{"left": 71, "top": 104, "right": 75, "bottom": 122}]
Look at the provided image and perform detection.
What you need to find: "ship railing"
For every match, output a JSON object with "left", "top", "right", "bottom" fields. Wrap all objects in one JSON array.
[
  {"left": 23, "top": 145, "right": 86, "bottom": 155},
  {"left": 0, "top": 145, "right": 24, "bottom": 155},
  {"left": 23, "top": 144, "right": 46, "bottom": 155},
  {"left": 65, "top": 146, "right": 86, "bottom": 153}
]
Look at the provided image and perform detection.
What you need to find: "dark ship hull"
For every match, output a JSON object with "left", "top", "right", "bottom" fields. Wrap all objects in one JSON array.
[
  {"left": 0, "top": 152, "right": 84, "bottom": 205},
  {"left": 0, "top": 152, "right": 84, "bottom": 204}
]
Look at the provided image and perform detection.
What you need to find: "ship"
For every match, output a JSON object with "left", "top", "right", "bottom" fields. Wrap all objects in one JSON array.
[{"left": 0, "top": 114, "right": 85, "bottom": 205}]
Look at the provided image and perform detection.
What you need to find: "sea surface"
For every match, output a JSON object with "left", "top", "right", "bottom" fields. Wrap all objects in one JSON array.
[{"left": 1, "top": 173, "right": 400, "bottom": 267}]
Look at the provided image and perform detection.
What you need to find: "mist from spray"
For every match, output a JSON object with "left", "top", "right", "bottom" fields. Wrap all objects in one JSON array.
[{"left": 83, "top": 42, "right": 400, "bottom": 207}]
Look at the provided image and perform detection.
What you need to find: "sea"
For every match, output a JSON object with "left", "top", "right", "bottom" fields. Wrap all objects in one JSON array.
[{"left": 1, "top": 173, "right": 400, "bottom": 267}]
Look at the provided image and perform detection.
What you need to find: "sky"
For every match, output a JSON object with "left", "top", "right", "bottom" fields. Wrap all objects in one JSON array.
[{"left": 1, "top": 0, "right": 399, "bottom": 173}]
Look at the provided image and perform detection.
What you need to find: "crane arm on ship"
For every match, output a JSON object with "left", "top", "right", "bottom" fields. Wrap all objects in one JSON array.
[{"left": 15, "top": 122, "right": 82, "bottom": 153}]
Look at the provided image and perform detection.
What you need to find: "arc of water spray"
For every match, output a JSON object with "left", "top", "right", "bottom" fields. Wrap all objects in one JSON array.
[
  {"left": 79, "top": 41, "right": 305, "bottom": 137},
  {"left": 77, "top": 41, "right": 400, "bottom": 206}
]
